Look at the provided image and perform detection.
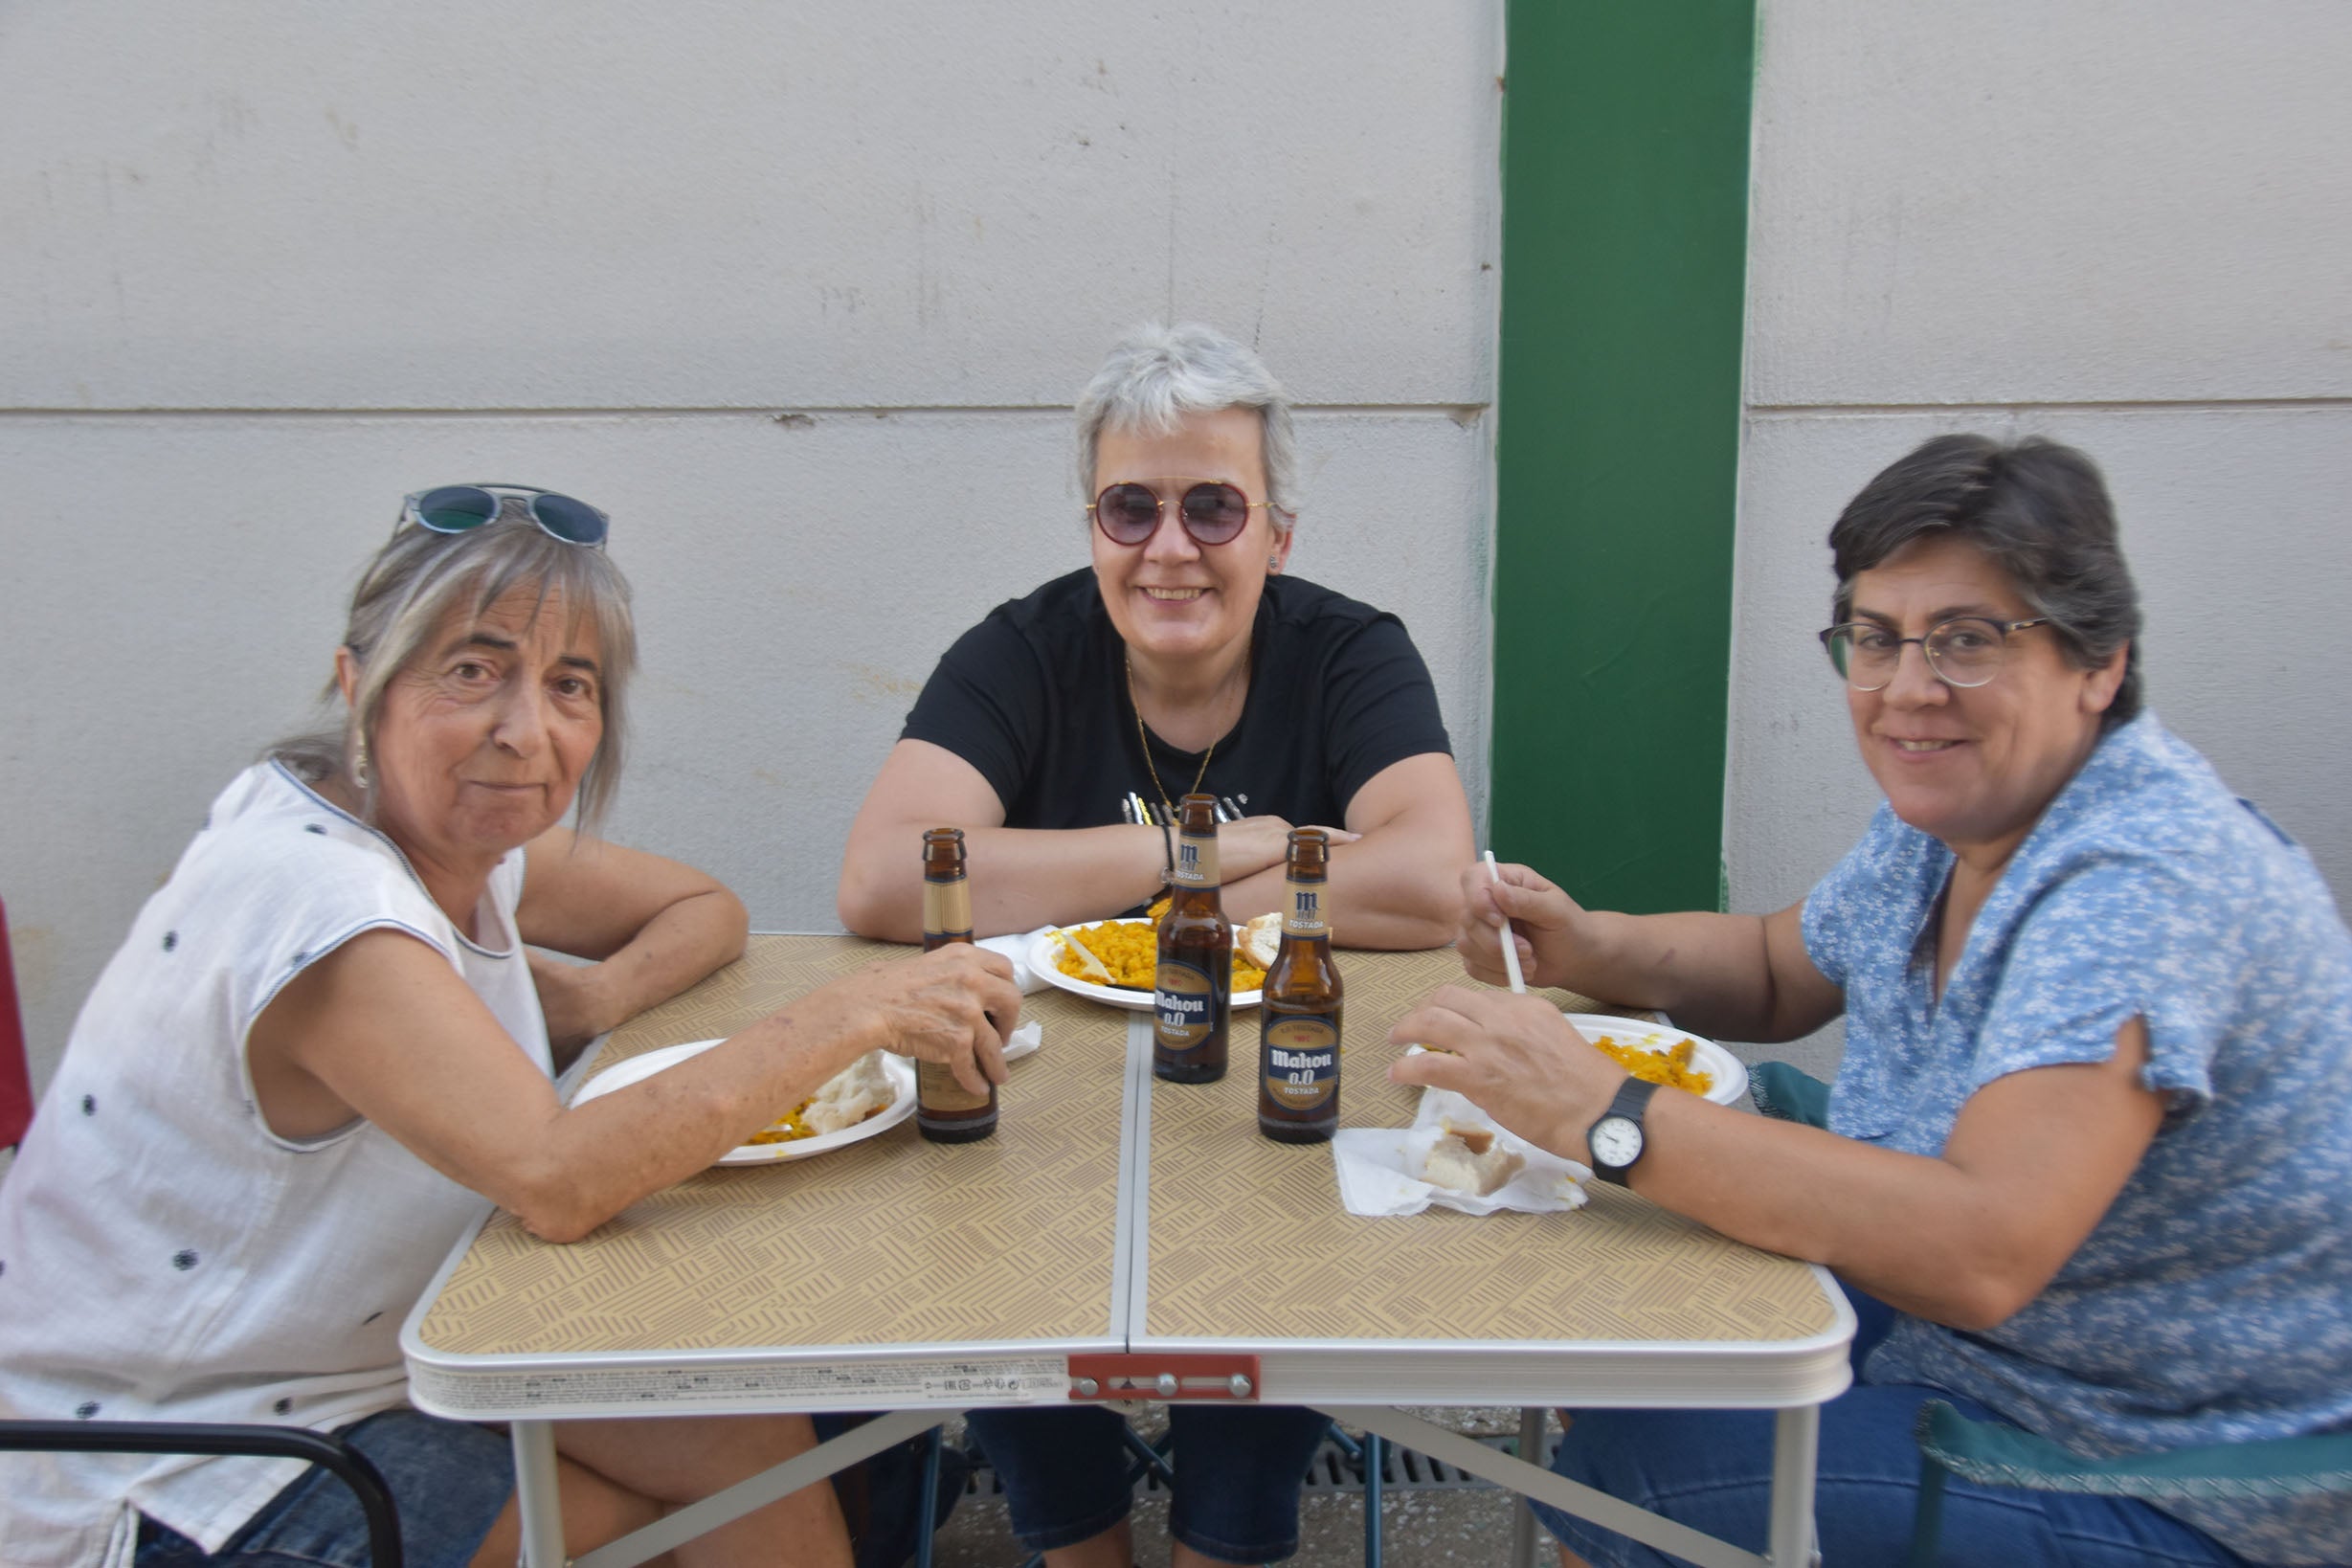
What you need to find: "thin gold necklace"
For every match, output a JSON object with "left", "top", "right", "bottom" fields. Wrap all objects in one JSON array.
[{"left": 1126, "top": 649, "right": 1228, "bottom": 822}]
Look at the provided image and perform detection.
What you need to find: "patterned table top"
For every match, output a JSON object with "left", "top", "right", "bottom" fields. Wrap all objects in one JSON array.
[
  {"left": 1140, "top": 946, "right": 1840, "bottom": 1349},
  {"left": 414, "top": 937, "right": 1130, "bottom": 1361},
  {"left": 407, "top": 935, "right": 1848, "bottom": 1416}
]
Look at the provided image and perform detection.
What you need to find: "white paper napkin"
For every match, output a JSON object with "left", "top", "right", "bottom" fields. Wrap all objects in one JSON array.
[
  {"left": 980, "top": 929, "right": 1056, "bottom": 994},
  {"left": 1332, "top": 1087, "right": 1590, "bottom": 1217},
  {"left": 1003, "top": 1019, "right": 1042, "bottom": 1062}
]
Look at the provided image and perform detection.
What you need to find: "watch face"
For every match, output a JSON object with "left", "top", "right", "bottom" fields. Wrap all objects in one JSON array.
[{"left": 1590, "top": 1115, "right": 1644, "bottom": 1168}]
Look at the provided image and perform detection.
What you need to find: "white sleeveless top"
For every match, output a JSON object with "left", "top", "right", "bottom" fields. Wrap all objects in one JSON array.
[{"left": 0, "top": 762, "right": 549, "bottom": 1566}]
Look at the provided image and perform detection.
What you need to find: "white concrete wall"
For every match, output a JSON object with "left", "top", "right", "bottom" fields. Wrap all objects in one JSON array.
[
  {"left": 1730, "top": 0, "right": 2352, "bottom": 1077},
  {"left": 0, "top": 3, "right": 1504, "bottom": 1089}
]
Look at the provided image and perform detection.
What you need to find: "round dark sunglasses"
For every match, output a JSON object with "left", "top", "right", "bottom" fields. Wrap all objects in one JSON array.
[
  {"left": 400, "top": 483, "right": 610, "bottom": 548},
  {"left": 1088, "top": 481, "right": 1276, "bottom": 548}
]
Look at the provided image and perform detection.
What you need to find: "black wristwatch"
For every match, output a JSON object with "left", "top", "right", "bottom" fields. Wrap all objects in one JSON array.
[{"left": 1586, "top": 1078, "right": 1664, "bottom": 1186}]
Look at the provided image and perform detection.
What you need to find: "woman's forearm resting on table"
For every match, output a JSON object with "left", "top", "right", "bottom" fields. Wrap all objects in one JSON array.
[
  {"left": 840, "top": 738, "right": 1169, "bottom": 938},
  {"left": 1223, "top": 822, "right": 1466, "bottom": 948},
  {"left": 505, "top": 947, "right": 1017, "bottom": 1241},
  {"left": 1642, "top": 1020, "right": 2161, "bottom": 1330},
  {"left": 1222, "top": 751, "right": 1472, "bottom": 950},
  {"left": 259, "top": 930, "right": 1022, "bottom": 1243},
  {"left": 843, "top": 820, "right": 1170, "bottom": 940},
  {"left": 255, "top": 930, "right": 872, "bottom": 1242},
  {"left": 529, "top": 888, "right": 750, "bottom": 1066},
  {"left": 1394, "top": 990, "right": 2160, "bottom": 1333},
  {"left": 516, "top": 826, "right": 750, "bottom": 1057},
  {"left": 504, "top": 1003, "right": 885, "bottom": 1242}
]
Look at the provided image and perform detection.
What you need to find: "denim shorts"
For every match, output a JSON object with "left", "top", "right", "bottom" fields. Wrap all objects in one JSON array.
[
  {"left": 135, "top": 1407, "right": 513, "bottom": 1568},
  {"left": 963, "top": 1402, "right": 1333, "bottom": 1564},
  {"left": 1534, "top": 1288, "right": 2252, "bottom": 1568}
]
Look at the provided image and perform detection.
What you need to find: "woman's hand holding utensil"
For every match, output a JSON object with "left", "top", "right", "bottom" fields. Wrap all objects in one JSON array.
[{"left": 1458, "top": 857, "right": 1583, "bottom": 993}]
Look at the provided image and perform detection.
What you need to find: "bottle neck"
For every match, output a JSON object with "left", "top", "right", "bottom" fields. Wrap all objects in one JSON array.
[{"left": 923, "top": 874, "right": 974, "bottom": 940}]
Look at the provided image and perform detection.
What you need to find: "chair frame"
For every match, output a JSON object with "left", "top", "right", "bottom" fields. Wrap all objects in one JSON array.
[
  {"left": 0, "top": 1420, "right": 404, "bottom": 1567},
  {"left": 1754, "top": 1060, "right": 2352, "bottom": 1567},
  {"left": 1, "top": 893, "right": 34, "bottom": 1151},
  {"left": 0, "top": 898, "right": 405, "bottom": 1566}
]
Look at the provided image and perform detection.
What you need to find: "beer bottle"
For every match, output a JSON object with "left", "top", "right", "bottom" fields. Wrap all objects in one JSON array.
[
  {"left": 1154, "top": 793, "right": 1231, "bottom": 1083},
  {"left": 916, "top": 826, "right": 997, "bottom": 1142},
  {"left": 1258, "top": 829, "right": 1342, "bottom": 1142}
]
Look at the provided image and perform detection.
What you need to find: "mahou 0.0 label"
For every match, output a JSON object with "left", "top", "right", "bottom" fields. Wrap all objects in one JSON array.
[
  {"left": 1154, "top": 959, "right": 1216, "bottom": 1050},
  {"left": 1262, "top": 1016, "right": 1338, "bottom": 1110}
]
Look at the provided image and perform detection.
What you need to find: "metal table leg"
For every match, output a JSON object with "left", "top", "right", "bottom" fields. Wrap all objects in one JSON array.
[
  {"left": 1321, "top": 1405, "right": 1771, "bottom": 1568},
  {"left": 1509, "top": 1406, "right": 1546, "bottom": 1568},
  {"left": 1766, "top": 1405, "right": 1822, "bottom": 1568},
  {"left": 511, "top": 1421, "right": 565, "bottom": 1568},
  {"left": 573, "top": 1406, "right": 947, "bottom": 1568},
  {"left": 915, "top": 1424, "right": 944, "bottom": 1568},
  {"left": 1361, "top": 1430, "right": 1383, "bottom": 1568}
]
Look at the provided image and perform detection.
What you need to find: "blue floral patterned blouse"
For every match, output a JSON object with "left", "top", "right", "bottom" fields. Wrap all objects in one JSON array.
[{"left": 1802, "top": 712, "right": 2352, "bottom": 1565}]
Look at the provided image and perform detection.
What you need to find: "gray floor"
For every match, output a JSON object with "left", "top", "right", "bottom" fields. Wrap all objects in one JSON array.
[{"left": 926, "top": 1408, "right": 1569, "bottom": 1568}]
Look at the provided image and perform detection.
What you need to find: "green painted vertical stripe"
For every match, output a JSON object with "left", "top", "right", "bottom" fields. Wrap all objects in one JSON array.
[{"left": 1491, "top": 2, "right": 1756, "bottom": 915}]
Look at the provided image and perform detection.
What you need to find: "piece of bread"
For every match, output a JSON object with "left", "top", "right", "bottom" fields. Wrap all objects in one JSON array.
[
  {"left": 801, "top": 1051, "right": 895, "bottom": 1135},
  {"left": 1242, "top": 912, "right": 1283, "bottom": 968},
  {"left": 1420, "top": 1121, "right": 1525, "bottom": 1196}
]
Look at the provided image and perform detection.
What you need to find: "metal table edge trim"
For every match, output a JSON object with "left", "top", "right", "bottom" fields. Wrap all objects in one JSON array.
[{"left": 1121, "top": 1010, "right": 1155, "bottom": 1343}]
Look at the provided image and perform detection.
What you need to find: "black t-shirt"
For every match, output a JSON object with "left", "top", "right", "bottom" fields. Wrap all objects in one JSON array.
[{"left": 901, "top": 569, "right": 1453, "bottom": 831}]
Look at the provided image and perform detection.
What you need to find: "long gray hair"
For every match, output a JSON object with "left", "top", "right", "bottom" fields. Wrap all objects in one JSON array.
[
  {"left": 272, "top": 517, "right": 637, "bottom": 832},
  {"left": 1075, "top": 322, "right": 1297, "bottom": 526}
]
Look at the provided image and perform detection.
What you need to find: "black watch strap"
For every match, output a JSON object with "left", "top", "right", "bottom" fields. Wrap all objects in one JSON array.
[{"left": 1589, "top": 1076, "right": 1664, "bottom": 1186}]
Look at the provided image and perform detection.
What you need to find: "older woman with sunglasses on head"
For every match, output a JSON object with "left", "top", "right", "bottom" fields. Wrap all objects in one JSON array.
[
  {"left": 1396, "top": 437, "right": 2352, "bottom": 1568},
  {"left": 0, "top": 488, "right": 1019, "bottom": 1568},
  {"left": 838, "top": 320, "right": 1474, "bottom": 952}
]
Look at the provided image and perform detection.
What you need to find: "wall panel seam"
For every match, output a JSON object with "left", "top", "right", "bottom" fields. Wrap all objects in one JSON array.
[
  {"left": 0, "top": 403, "right": 1496, "bottom": 421},
  {"left": 1748, "top": 398, "right": 2352, "bottom": 417}
]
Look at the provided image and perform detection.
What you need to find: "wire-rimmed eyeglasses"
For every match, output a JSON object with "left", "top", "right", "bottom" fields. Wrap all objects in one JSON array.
[{"left": 1819, "top": 616, "right": 2052, "bottom": 691}]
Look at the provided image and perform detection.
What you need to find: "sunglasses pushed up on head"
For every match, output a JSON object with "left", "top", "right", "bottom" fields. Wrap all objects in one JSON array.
[
  {"left": 1088, "top": 481, "right": 1285, "bottom": 548},
  {"left": 399, "top": 484, "right": 610, "bottom": 549}
]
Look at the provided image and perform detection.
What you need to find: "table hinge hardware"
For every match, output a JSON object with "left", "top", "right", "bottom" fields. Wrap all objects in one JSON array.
[{"left": 1065, "top": 1354, "right": 1261, "bottom": 1401}]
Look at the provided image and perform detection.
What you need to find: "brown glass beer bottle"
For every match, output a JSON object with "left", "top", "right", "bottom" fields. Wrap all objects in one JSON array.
[
  {"left": 1154, "top": 794, "right": 1232, "bottom": 1083},
  {"left": 916, "top": 826, "right": 997, "bottom": 1142},
  {"left": 1258, "top": 828, "right": 1342, "bottom": 1142}
]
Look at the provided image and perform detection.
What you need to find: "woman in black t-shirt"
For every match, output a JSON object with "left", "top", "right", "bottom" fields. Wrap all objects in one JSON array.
[
  {"left": 836, "top": 323, "right": 1474, "bottom": 1568},
  {"left": 839, "top": 321, "right": 1473, "bottom": 949}
]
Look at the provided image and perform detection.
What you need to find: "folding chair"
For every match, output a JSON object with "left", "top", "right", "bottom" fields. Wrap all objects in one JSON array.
[
  {"left": 0, "top": 894, "right": 405, "bottom": 1566},
  {"left": 1750, "top": 1061, "right": 2352, "bottom": 1568},
  {"left": 0, "top": 895, "right": 33, "bottom": 1152}
]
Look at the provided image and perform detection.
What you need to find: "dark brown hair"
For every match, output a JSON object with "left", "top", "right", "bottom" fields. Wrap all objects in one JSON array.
[{"left": 1829, "top": 435, "right": 2142, "bottom": 728}]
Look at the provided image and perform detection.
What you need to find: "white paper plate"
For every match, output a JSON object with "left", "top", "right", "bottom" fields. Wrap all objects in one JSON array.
[
  {"left": 571, "top": 1039, "right": 916, "bottom": 1166},
  {"left": 1564, "top": 1015, "right": 1749, "bottom": 1109},
  {"left": 1402, "top": 1015, "right": 1748, "bottom": 1109},
  {"left": 1026, "top": 921, "right": 1264, "bottom": 1012}
]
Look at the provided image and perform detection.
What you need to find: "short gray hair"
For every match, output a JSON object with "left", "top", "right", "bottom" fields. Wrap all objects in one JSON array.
[
  {"left": 271, "top": 513, "right": 638, "bottom": 832},
  {"left": 1828, "top": 435, "right": 2143, "bottom": 728},
  {"left": 1075, "top": 322, "right": 1297, "bottom": 526}
]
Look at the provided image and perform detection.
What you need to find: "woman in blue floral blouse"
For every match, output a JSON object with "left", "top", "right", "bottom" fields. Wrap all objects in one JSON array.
[{"left": 1395, "top": 436, "right": 2352, "bottom": 1568}]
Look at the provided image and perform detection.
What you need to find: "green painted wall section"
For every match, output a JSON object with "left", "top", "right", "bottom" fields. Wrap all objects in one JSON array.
[{"left": 1490, "top": 3, "right": 1756, "bottom": 914}]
